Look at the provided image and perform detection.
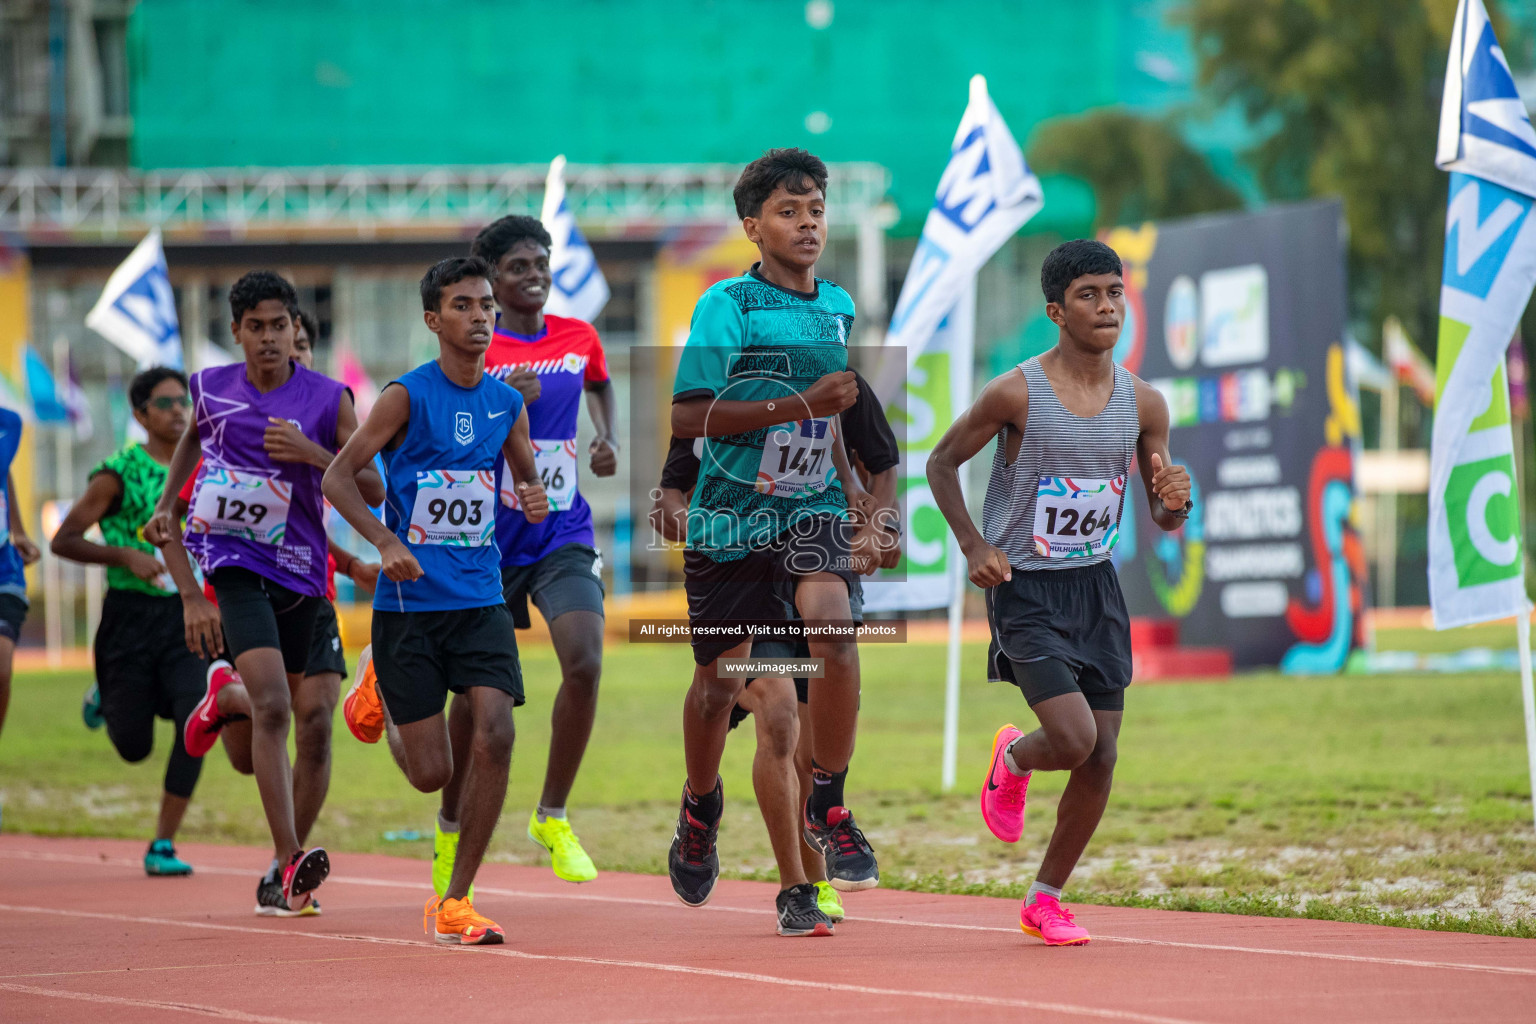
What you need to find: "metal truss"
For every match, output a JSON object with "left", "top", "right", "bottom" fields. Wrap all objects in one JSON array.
[{"left": 0, "top": 162, "right": 891, "bottom": 240}]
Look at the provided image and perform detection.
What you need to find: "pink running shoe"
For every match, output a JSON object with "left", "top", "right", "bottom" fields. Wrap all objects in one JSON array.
[
  {"left": 980, "top": 724, "right": 1029, "bottom": 843},
  {"left": 184, "top": 660, "right": 240, "bottom": 758},
  {"left": 282, "top": 847, "right": 330, "bottom": 913},
  {"left": 1020, "top": 895, "right": 1091, "bottom": 946}
]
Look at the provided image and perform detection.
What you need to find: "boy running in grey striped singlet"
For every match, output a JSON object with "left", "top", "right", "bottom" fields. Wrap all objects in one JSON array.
[{"left": 927, "top": 240, "right": 1192, "bottom": 946}]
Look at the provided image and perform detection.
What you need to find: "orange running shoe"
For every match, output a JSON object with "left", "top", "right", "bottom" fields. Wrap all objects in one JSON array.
[
  {"left": 343, "top": 644, "right": 383, "bottom": 744},
  {"left": 424, "top": 895, "right": 504, "bottom": 945}
]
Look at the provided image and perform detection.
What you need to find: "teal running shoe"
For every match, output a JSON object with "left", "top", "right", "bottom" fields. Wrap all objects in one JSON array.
[
  {"left": 144, "top": 839, "right": 193, "bottom": 876},
  {"left": 82, "top": 683, "right": 104, "bottom": 729}
]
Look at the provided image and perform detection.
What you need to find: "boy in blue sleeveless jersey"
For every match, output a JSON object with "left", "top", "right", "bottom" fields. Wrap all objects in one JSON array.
[
  {"left": 0, "top": 406, "right": 41, "bottom": 763},
  {"left": 324, "top": 257, "right": 548, "bottom": 945}
]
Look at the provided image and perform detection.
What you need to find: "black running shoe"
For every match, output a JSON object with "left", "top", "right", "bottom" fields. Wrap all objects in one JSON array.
[
  {"left": 776, "top": 882, "right": 834, "bottom": 937},
  {"left": 804, "top": 805, "right": 879, "bottom": 892},
  {"left": 254, "top": 874, "right": 289, "bottom": 917},
  {"left": 667, "top": 783, "right": 721, "bottom": 907}
]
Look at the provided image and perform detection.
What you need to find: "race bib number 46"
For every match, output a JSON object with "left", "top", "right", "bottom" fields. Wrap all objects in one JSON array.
[
  {"left": 189, "top": 468, "right": 292, "bottom": 545},
  {"left": 409, "top": 471, "right": 494, "bottom": 546},
  {"left": 1033, "top": 475, "right": 1125, "bottom": 559},
  {"left": 756, "top": 418, "right": 834, "bottom": 498},
  {"left": 501, "top": 440, "right": 578, "bottom": 512}
]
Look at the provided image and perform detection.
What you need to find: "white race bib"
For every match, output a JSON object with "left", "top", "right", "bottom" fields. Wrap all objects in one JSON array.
[
  {"left": 756, "top": 418, "right": 835, "bottom": 498},
  {"left": 408, "top": 470, "right": 495, "bottom": 546},
  {"left": 189, "top": 468, "right": 292, "bottom": 545},
  {"left": 1032, "top": 475, "right": 1125, "bottom": 559},
  {"left": 501, "top": 440, "right": 578, "bottom": 512}
]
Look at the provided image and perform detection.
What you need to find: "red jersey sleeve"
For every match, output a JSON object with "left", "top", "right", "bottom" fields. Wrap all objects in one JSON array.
[
  {"left": 178, "top": 457, "right": 203, "bottom": 505},
  {"left": 583, "top": 325, "right": 610, "bottom": 385}
]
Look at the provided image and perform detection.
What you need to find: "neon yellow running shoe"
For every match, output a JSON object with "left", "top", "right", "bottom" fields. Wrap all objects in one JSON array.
[
  {"left": 527, "top": 811, "right": 598, "bottom": 882},
  {"left": 432, "top": 821, "right": 472, "bottom": 902},
  {"left": 814, "top": 880, "right": 845, "bottom": 922}
]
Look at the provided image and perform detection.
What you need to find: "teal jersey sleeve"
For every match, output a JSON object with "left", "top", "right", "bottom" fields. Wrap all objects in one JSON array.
[{"left": 673, "top": 286, "right": 744, "bottom": 398}]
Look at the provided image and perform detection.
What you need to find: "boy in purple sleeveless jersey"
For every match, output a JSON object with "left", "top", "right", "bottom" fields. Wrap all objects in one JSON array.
[
  {"left": 147, "top": 271, "right": 382, "bottom": 915},
  {"left": 927, "top": 240, "right": 1191, "bottom": 946}
]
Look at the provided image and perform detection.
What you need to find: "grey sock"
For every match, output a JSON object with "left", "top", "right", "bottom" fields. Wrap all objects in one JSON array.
[
  {"left": 537, "top": 805, "right": 567, "bottom": 823},
  {"left": 1026, "top": 880, "right": 1063, "bottom": 906},
  {"left": 437, "top": 811, "right": 459, "bottom": 834},
  {"left": 264, "top": 858, "right": 281, "bottom": 884},
  {"left": 1003, "top": 737, "right": 1033, "bottom": 778}
]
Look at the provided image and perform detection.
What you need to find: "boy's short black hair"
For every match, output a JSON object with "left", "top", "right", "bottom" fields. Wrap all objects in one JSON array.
[
  {"left": 470, "top": 215, "right": 553, "bottom": 268},
  {"left": 420, "top": 256, "right": 494, "bottom": 312},
  {"left": 291, "top": 308, "right": 320, "bottom": 344},
  {"left": 733, "top": 148, "right": 828, "bottom": 219},
  {"left": 129, "top": 366, "right": 188, "bottom": 410},
  {"left": 229, "top": 271, "right": 298, "bottom": 323},
  {"left": 1040, "top": 240, "right": 1123, "bottom": 305}
]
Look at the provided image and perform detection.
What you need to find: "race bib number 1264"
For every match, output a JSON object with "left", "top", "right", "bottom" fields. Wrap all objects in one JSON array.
[{"left": 1032, "top": 475, "right": 1125, "bottom": 559}]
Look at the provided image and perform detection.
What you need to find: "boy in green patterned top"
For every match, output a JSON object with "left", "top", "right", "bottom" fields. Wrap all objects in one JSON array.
[
  {"left": 666, "top": 149, "right": 880, "bottom": 933},
  {"left": 51, "top": 367, "right": 211, "bottom": 876}
]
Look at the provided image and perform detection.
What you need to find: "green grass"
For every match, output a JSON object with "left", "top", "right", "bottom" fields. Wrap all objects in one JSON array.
[{"left": 3, "top": 631, "right": 1535, "bottom": 936}]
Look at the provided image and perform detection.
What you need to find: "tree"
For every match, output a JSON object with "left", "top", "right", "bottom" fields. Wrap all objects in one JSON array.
[
  {"left": 1027, "top": 109, "right": 1245, "bottom": 230},
  {"left": 1180, "top": 0, "right": 1524, "bottom": 354}
]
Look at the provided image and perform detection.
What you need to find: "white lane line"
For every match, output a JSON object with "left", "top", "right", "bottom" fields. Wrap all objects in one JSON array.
[
  {"left": 0, "top": 903, "right": 1216, "bottom": 1024},
  {"left": 0, "top": 981, "right": 323, "bottom": 1024},
  {"left": 0, "top": 951, "right": 441, "bottom": 981},
  {"left": 5, "top": 848, "right": 1534, "bottom": 978}
]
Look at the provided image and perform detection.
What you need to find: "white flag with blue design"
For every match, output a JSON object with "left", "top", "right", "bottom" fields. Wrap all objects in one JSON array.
[
  {"left": 863, "top": 76, "right": 1042, "bottom": 614},
  {"left": 539, "top": 156, "right": 610, "bottom": 323},
  {"left": 85, "top": 229, "right": 184, "bottom": 369},
  {"left": 883, "top": 75, "right": 1042, "bottom": 370},
  {"left": 1428, "top": 0, "right": 1536, "bottom": 629}
]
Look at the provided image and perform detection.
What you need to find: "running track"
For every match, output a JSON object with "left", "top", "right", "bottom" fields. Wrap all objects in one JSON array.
[{"left": 0, "top": 836, "right": 1530, "bottom": 1023}]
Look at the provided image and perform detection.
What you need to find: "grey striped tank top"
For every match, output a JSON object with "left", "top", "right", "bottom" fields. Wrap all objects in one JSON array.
[{"left": 981, "top": 356, "right": 1140, "bottom": 570}]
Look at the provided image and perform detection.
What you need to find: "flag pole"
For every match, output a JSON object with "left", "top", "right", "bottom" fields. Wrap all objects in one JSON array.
[
  {"left": 1518, "top": 609, "right": 1536, "bottom": 834},
  {"left": 940, "top": 279, "right": 978, "bottom": 792}
]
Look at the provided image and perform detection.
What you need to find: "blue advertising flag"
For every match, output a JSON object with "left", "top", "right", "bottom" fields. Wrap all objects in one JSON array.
[
  {"left": 85, "top": 229, "right": 184, "bottom": 369},
  {"left": 540, "top": 156, "right": 610, "bottom": 324}
]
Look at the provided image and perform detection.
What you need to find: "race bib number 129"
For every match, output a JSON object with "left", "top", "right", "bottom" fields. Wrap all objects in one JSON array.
[
  {"left": 189, "top": 468, "right": 292, "bottom": 545},
  {"left": 1032, "top": 475, "right": 1125, "bottom": 559},
  {"left": 409, "top": 471, "right": 494, "bottom": 546}
]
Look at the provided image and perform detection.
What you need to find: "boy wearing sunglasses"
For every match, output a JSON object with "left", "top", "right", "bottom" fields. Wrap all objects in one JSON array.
[{"left": 51, "top": 367, "right": 208, "bottom": 876}]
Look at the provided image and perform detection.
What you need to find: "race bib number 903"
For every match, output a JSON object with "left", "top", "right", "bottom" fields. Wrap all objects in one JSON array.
[
  {"left": 409, "top": 471, "right": 495, "bottom": 546},
  {"left": 189, "top": 468, "right": 292, "bottom": 545},
  {"left": 1033, "top": 475, "right": 1125, "bottom": 559}
]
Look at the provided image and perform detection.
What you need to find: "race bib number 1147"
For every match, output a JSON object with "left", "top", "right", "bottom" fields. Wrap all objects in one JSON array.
[{"left": 1032, "top": 475, "right": 1125, "bottom": 559}]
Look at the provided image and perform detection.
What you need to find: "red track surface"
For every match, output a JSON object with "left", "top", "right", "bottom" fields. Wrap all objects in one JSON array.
[{"left": 1, "top": 834, "right": 1531, "bottom": 1023}]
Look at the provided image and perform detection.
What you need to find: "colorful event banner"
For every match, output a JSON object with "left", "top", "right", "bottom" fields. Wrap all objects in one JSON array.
[
  {"left": 864, "top": 75, "right": 1042, "bottom": 613},
  {"left": 1108, "top": 200, "right": 1365, "bottom": 670},
  {"left": 1428, "top": 0, "right": 1536, "bottom": 630}
]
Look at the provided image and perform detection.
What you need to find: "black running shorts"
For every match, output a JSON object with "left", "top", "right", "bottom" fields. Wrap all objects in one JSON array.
[
  {"left": 500, "top": 542, "right": 606, "bottom": 630},
  {"left": 211, "top": 567, "right": 321, "bottom": 675},
  {"left": 985, "top": 559, "right": 1132, "bottom": 712},
  {"left": 0, "top": 593, "right": 26, "bottom": 643},
  {"left": 684, "top": 514, "right": 859, "bottom": 667},
  {"left": 304, "top": 599, "right": 348, "bottom": 679},
  {"left": 371, "top": 603, "right": 524, "bottom": 727}
]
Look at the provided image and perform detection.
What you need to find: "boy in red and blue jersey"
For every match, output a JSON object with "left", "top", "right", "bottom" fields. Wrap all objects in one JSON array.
[{"left": 433, "top": 214, "right": 617, "bottom": 885}]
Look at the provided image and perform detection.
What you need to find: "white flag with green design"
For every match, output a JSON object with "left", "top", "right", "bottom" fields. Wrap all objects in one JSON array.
[{"left": 1429, "top": 0, "right": 1536, "bottom": 629}]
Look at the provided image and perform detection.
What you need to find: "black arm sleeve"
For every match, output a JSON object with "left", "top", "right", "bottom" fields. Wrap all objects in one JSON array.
[
  {"left": 842, "top": 371, "right": 900, "bottom": 476},
  {"left": 659, "top": 435, "right": 702, "bottom": 492}
]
